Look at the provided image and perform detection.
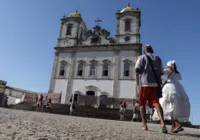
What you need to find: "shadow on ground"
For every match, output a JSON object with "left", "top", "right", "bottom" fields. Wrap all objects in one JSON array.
[{"left": 168, "top": 132, "right": 200, "bottom": 139}]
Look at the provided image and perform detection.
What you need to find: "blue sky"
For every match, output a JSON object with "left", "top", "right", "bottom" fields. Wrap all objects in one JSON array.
[{"left": 0, "top": 0, "right": 200, "bottom": 124}]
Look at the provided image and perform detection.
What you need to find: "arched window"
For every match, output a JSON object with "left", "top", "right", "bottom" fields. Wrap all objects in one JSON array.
[
  {"left": 77, "top": 60, "right": 85, "bottom": 76},
  {"left": 66, "top": 24, "right": 73, "bottom": 35},
  {"left": 59, "top": 61, "right": 67, "bottom": 76},
  {"left": 102, "top": 59, "right": 110, "bottom": 77},
  {"left": 89, "top": 60, "right": 97, "bottom": 76},
  {"left": 123, "top": 59, "right": 131, "bottom": 77},
  {"left": 125, "top": 20, "right": 131, "bottom": 32}
]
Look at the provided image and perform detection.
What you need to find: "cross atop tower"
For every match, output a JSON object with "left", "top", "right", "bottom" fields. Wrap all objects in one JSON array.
[{"left": 95, "top": 18, "right": 102, "bottom": 26}]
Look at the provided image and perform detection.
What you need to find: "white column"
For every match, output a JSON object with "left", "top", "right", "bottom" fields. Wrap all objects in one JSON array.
[
  {"left": 48, "top": 52, "right": 59, "bottom": 93},
  {"left": 112, "top": 50, "right": 119, "bottom": 98},
  {"left": 65, "top": 52, "right": 75, "bottom": 104}
]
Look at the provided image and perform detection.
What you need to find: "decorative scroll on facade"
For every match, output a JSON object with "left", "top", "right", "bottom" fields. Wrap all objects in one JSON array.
[{"left": 83, "top": 25, "right": 115, "bottom": 44}]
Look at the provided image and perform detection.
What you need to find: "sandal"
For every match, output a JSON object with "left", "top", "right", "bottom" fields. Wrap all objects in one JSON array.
[
  {"left": 161, "top": 125, "right": 168, "bottom": 134},
  {"left": 178, "top": 128, "right": 184, "bottom": 131},
  {"left": 172, "top": 128, "right": 179, "bottom": 133},
  {"left": 172, "top": 126, "right": 182, "bottom": 133}
]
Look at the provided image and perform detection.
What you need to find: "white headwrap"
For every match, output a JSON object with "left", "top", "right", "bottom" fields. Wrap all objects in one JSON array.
[
  {"left": 145, "top": 44, "right": 151, "bottom": 47},
  {"left": 167, "top": 60, "right": 175, "bottom": 67}
]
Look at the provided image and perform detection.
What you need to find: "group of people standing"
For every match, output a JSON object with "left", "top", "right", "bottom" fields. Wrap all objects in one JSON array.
[
  {"left": 135, "top": 44, "right": 190, "bottom": 133},
  {"left": 119, "top": 100, "right": 140, "bottom": 121},
  {"left": 36, "top": 94, "right": 52, "bottom": 112}
]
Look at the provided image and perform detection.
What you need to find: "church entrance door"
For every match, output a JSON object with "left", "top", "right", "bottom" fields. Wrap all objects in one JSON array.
[
  {"left": 99, "top": 95, "right": 108, "bottom": 108},
  {"left": 74, "top": 94, "right": 78, "bottom": 102},
  {"left": 86, "top": 91, "right": 95, "bottom": 96},
  {"left": 85, "top": 91, "right": 95, "bottom": 107}
]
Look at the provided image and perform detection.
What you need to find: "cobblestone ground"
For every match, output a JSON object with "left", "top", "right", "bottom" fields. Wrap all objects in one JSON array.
[{"left": 0, "top": 108, "right": 199, "bottom": 140}]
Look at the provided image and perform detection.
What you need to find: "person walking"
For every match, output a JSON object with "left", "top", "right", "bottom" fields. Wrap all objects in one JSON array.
[
  {"left": 152, "top": 60, "right": 190, "bottom": 133},
  {"left": 119, "top": 100, "right": 126, "bottom": 121},
  {"left": 132, "top": 101, "right": 139, "bottom": 121},
  {"left": 46, "top": 98, "right": 52, "bottom": 113},
  {"left": 36, "top": 94, "right": 43, "bottom": 112},
  {"left": 135, "top": 44, "right": 168, "bottom": 133},
  {"left": 43, "top": 96, "right": 48, "bottom": 112}
]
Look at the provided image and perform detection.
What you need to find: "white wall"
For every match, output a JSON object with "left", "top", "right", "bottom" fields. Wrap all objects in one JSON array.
[
  {"left": 119, "top": 16, "right": 137, "bottom": 35},
  {"left": 119, "top": 80, "right": 136, "bottom": 99},
  {"left": 59, "top": 39, "right": 77, "bottom": 47},
  {"left": 74, "top": 51, "right": 115, "bottom": 79},
  {"left": 5, "top": 88, "right": 23, "bottom": 98},
  {"left": 7, "top": 96, "right": 21, "bottom": 105},
  {"left": 58, "top": 21, "right": 80, "bottom": 47},
  {"left": 52, "top": 79, "right": 68, "bottom": 104},
  {"left": 56, "top": 53, "right": 72, "bottom": 78},
  {"left": 53, "top": 50, "right": 138, "bottom": 103},
  {"left": 79, "top": 21, "right": 87, "bottom": 42},
  {"left": 61, "top": 21, "right": 79, "bottom": 38},
  {"left": 119, "top": 35, "right": 137, "bottom": 44},
  {"left": 119, "top": 51, "right": 137, "bottom": 79},
  {"left": 71, "top": 79, "right": 136, "bottom": 99},
  {"left": 118, "top": 16, "right": 138, "bottom": 44},
  {"left": 71, "top": 79, "right": 114, "bottom": 97}
]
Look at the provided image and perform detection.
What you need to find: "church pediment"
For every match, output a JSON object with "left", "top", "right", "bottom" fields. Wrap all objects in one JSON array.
[
  {"left": 85, "top": 85, "right": 98, "bottom": 91},
  {"left": 74, "top": 90, "right": 83, "bottom": 95},
  {"left": 81, "top": 25, "right": 115, "bottom": 45},
  {"left": 100, "top": 91, "right": 110, "bottom": 97}
]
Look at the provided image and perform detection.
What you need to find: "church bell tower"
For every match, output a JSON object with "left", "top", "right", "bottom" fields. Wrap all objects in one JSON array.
[
  {"left": 115, "top": 3, "right": 141, "bottom": 44},
  {"left": 57, "top": 10, "right": 87, "bottom": 47}
]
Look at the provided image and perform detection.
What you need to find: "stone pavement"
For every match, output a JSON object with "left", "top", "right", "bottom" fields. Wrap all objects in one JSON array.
[{"left": 0, "top": 108, "right": 199, "bottom": 140}]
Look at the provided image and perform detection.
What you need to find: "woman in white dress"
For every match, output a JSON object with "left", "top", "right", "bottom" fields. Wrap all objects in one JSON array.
[{"left": 152, "top": 60, "right": 190, "bottom": 133}]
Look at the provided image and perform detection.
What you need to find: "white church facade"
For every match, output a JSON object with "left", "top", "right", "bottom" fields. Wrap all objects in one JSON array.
[{"left": 48, "top": 4, "right": 142, "bottom": 105}]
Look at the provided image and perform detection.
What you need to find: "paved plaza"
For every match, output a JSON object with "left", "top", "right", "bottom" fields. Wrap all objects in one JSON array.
[{"left": 0, "top": 108, "right": 199, "bottom": 140}]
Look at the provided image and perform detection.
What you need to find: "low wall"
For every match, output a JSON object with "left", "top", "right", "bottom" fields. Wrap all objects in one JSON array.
[
  {"left": 7, "top": 96, "right": 21, "bottom": 105},
  {"left": 22, "top": 93, "right": 62, "bottom": 104},
  {"left": 0, "top": 93, "right": 6, "bottom": 107},
  {"left": 76, "top": 94, "right": 136, "bottom": 110}
]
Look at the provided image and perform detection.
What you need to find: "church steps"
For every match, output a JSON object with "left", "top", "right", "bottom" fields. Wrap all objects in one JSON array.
[
  {"left": 9, "top": 102, "right": 133, "bottom": 121},
  {"left": 8, "top": 102, "right": 193, "bottom": 127}
]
